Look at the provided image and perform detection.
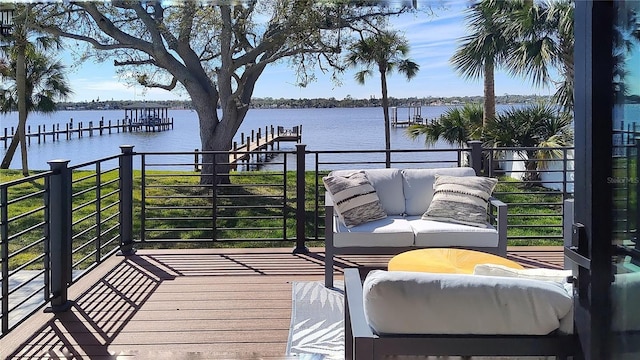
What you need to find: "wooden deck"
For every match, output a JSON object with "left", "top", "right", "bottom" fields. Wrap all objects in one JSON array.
[{"left": 0, "top": 246, "right": 564, "bottom": 359}]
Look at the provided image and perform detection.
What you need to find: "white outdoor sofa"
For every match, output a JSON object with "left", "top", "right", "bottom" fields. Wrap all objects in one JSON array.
[
  {"left": 324, "top": 167, "right": 507, "bottom": 288},
  {"left": 343, "top": 268, "right": 577, "bottom": 360}
]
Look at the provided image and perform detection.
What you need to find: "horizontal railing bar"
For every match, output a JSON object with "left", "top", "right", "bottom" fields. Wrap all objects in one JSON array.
[
  {"left": 507, "top": 202, "right": 564, "bottom": 206},
  {"left": 0, "top": 171, "right": 52, "bottom": 188},
  {"left": 7, "top": 268, "right": 45, "bottom": 297},
  {"left": 144, "top": 184, "right": 214, "bottom": 189},
  {"left": 73, "top": 250, "right": 98, "bottom": 269},
  {"left": 100, "top": 223, "right": 120, "bottom": 237},
  {"left": 73, "top": 185, "right": 98, "bottom": 197},
  {"left": 72, "top": 172, "right": 97, "bottom": 184},
  {"left": 100, "top": 213, "right": 119, "bottom": 225},
  {"left": 72, "top": 225, "right": 97, "bottom": 241},
  {"left": 137, "top": 238, "right": 293, "bottom": 243},
  {"left": 6, "top": 222, "right": 45, "bottom": 241},
  {"left": 217, "top": 227, "right": 282, "bottom": 231},
  {"left": 7, "top": 205, "right": 45, "bottom": 223},
  {"left": 216, "top": 205, "right": 284, "bottom": 209},
  {"left": 6, "top": 189, "right": 46, "bottom": 206},
  {"left": 72, "top": 198, "right": 97, "bottom": 212},
  {"left": 73, "top": 212, "right": 98, "bottom": 226},
  {"left": 8, "top": 285, "right": 45, "bottom": 315},
  {"left": 68, "top": 155, "right": 121, "bottom": 170},
  {"left": 8, "top": 238, "right": 45, "bottom": 262},
  {"left": 100, "top": 189, "right": 120, "bottom": 200},
  {"left": 7, "top": 253, "right": 45, "bottom": 275},
  {"left": 145, "top": 195, "right": 212, "bottom": 199},
  {"left": 100, "top": 201, "right": 120, "bottom": 213},
  {"left": 143, "top": 173, "right": 202, "bottom": 177},
  {"left": 145, "top": 206, "right": 214, "bottom": 210}
]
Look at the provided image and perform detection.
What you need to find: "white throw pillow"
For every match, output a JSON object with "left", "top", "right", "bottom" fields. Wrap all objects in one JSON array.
[
  {"left": 422, "top": 174, "right": 498, "bottom": 228},
  {"left": 323, "top": 171, "right": 387, "bottom": 228},
  {"left": 474, "top": 263, "right": 572, "bottom": 283}
]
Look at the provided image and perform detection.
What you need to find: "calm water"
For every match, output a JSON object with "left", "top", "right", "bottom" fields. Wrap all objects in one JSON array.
[{"left": 1, "top": 103, "right": 611, "bottom": 171}]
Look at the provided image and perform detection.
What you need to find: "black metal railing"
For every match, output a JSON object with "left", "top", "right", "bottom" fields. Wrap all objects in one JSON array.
[{"left": 1, "top": 143, "right": 576, "bottom": 337}]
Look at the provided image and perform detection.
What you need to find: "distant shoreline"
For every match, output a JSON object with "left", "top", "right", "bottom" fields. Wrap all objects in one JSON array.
[{"left": 50, "top": 94, "right": 552, "bottom": 112}]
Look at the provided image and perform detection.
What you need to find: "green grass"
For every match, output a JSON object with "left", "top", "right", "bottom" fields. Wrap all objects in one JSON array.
[{"left": 494, "top": 177, "right": 566, "bottom": 246}]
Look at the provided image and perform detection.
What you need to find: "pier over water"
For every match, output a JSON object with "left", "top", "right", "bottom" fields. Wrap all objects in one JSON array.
[{"left": 1, "top": 102, "right": 175, "bottom": 148}]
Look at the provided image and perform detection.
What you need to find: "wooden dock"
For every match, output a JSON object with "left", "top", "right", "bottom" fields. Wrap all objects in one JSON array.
[
  {"left": 195, "top": 125, "right": 302, "bottom": 171},
  {"left": 1, "top": 117, "right": 174, "bottom": 148}
]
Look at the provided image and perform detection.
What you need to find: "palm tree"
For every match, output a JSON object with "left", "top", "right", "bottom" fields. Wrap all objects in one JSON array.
[
  {"left": 407, "top": 103, "right": 483, "bottom": 148},
  {"left": 505, "top": 0, "right": 574, "bottom": 114},
  {"left": 0, "top": 49, "right": 72, "bottom": 172},
  {"left": 450, "top": 0, "right": 517, "bottom": 129},
  {"left": 345, "top": 30, "right": 419, "bottom": 168},
  {"left": 0, "top": 4, "right": 69, "bottom": 175},
  {"left": 483, "top": 103, "right": 573, "bottom": 184}
]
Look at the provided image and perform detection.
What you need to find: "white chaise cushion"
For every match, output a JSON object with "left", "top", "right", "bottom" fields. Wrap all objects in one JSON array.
[
  {"left": 402, "top": 167, "right": 476, "bottom": 216},
  {"left": 333, "top": 216, "right": 414, "bottom": 247},
  {"left": 409, "top": 218, "right": 498, "bottom": 247},
  {"left": 362, "top": 270, "right": 573, "bottom": 336}
]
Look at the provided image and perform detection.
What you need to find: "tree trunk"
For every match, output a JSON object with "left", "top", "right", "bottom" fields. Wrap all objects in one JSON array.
[
  {"left": 195, "top": 94, "right": 249, "bottom": 185},
  {"left": 523, "top": 150, "right": 541, "bottom": 186},
  {"left": 17, "top": 36, "right": 29, "bottom": 176},
  {"left": 483, "top": 57, "right": 496, "bottom": 130},
  {"left": 380, "top": 69, "right": 391, "bottom": 168},
  {"left": 0, "top": 126, "right": 20, "bottom": 169}
]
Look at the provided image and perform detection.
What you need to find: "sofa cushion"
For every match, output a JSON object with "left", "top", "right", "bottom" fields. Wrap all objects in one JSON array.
[
  {"left": 323, "top": 171, "right": 387, "bottom": 228},
  {"left": 422, "top": 174, "right": 498, "bottom": 228},
  {"left": 333, "top": 216, "right": 414, "bottom": 247},
  {"left": 330, "top": 169, "right": 405, "bottom": 215},
  {"left": 362, "top": 270, "right": 573, "bottom": 336},
  {"left": 409, "top": 217, "right": 498, "bottom": 247},
  {"left": 474, "top": 264, "right": 572, "bottom": 283},
  {"left": 402, "top": 167, "right": 476, "bottom": 216}
]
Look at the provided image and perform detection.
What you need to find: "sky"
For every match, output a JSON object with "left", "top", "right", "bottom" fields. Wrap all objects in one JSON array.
[{"left": 59, "top": 1, "right": 558, "bottom": 103}]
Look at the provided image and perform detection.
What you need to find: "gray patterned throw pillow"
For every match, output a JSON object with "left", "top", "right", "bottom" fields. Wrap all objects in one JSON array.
[
  {"left": 422, "top": 174, "right": 498, "bottom": 228},
  {"left": 323, "top": 171, "right": 387, "bottom": 228}
]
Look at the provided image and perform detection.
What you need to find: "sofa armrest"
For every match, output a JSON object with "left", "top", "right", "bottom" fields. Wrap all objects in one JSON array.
[
  {"left": 489, "top": 197, "right": 507, "bottom": 256},
  {"left": 325, "top": 192, "right": 336, "bottom": 288},
  {"left": 344, "top": 268, "right": 375, "bottom": 359}
]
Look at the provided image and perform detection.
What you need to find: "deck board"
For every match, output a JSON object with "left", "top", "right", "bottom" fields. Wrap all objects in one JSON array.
[{"left": 1, "top": 246, "right": 564, "bottom": 359}]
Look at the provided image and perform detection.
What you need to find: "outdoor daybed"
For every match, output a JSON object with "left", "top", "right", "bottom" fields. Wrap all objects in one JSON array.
[
  {"left": 343, "top": 268, "right": 577, "bottom": 360},
  {"left": 324, "top": 167, "right": 507, "bottom": 288}
]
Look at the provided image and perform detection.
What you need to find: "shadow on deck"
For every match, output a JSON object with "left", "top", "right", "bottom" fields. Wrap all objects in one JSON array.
[{"left": 0, "top": 246, "right": 564, "bottom": 359}]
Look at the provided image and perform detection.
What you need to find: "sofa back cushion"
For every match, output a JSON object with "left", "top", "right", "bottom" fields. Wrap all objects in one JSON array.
[
  {"left": 402, "top": 167, "right": 476, "bottom": 216},
  {"left": 330, "top": 168, "right": 405, "bottom": 215}
]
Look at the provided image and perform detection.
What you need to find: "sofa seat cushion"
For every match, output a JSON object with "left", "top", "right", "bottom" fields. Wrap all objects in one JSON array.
[
  {"left": 402, "top": 167, "right": 476, "bottom": 216},
  {"left": 409, "top": 217, "right": 498, "bottom": 247},
  {"left": 362, "top": 270, "right": 573, "bottom": 336},
  {"left": 333, "top": 216, "right": 414, "bottom": 247}
]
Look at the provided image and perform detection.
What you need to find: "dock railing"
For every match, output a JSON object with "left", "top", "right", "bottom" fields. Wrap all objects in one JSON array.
[{"left": 1, "top": 143, "right": 578, "bottom": 337}]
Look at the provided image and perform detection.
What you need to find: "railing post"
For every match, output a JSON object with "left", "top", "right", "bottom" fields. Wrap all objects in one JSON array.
[
  {"left": 294, "top": 143, "right": 309, "bottom": 254},
  {"left": 118, "top": 145, "right": 136, "bottom": 256},
  {"left": 468, "top": 140, "right": 483, "bottom": 175},
  {"left": 45, "top": 159, "right": 73, "bottom": 313},
  {"left": 1, "top": 185, "right": 9, "bottom": 332}
]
